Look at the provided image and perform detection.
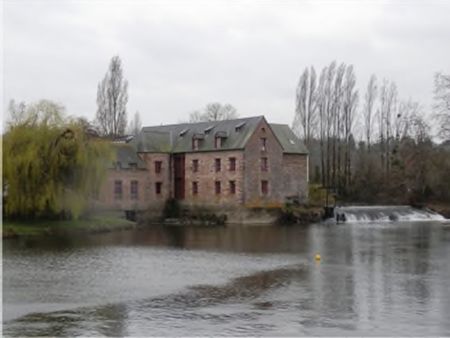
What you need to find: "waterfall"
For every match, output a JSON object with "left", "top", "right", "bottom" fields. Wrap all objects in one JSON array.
[{"left": 334, "top": 205, "right": 446, "bottom": 223}]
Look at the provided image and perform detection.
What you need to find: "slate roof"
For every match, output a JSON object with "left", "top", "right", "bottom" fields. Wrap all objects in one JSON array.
[
  {"left": 111, "top": 143, "right": 147, "bottom": 169},
  {"left": 133, "top": 116, "right": 308, "bottom": 155},
  {"left": 270, "top": 124, "right": 309, "bottom": 154},
  {"left": 135, "top": 116, "right": 264, "bottom": 153}
]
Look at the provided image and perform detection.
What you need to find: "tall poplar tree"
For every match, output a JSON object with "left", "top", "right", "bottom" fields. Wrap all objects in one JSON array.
[{"left": 96, "top": 56, "right": 129, "bottom": 137}]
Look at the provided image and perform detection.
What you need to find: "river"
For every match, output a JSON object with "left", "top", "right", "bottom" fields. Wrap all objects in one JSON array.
[{"left": 3, "top": 220, "right": 450, "bottom": 336}]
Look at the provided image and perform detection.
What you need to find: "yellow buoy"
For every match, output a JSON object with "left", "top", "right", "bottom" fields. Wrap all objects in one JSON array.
[{"left": 315, "top": 254, "right": 321, "bottom": 261}]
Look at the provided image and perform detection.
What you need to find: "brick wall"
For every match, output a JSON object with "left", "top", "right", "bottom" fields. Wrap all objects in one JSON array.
[
  {"left": 97, "top": 168, "right": 150, "bottom": 210},
  {"left": 282, "top": 154, "right": 309, "bottom": 203},
  {"left": 97, "top": 123, "right": 309, "bottom": 213},
  {"left": 184, "top": 150, "right": 245, "bottom": 207},
  {"left": 243, "top": 119, "right": 285, "bottom": 207},
  {"left": 138, "top": 153, "right": 171, "bottom": 207}
]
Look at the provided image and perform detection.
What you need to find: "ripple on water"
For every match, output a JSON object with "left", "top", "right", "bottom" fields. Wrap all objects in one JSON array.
[{"left": 3, "top": 222, "right": 450, "bottom": 336}]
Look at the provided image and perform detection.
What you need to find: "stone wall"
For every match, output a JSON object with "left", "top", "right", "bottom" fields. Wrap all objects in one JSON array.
[
  {"left": 243, "top": 119, "right": 284, "bottom": 207},
  {"left": 97, "top": 120, "right": 309, "bottom": 216},
  {"left": 184, "top": 150, "right": 245, "bottom": 207},
  {"left": 97, "top": 168, "right": 151, "bottom": 210},
  {"left": 138, "top": 153, "right": 171, "bottom": 207},
  {"left": 282, "top": 154, "right": 309, "bottom": 203}
]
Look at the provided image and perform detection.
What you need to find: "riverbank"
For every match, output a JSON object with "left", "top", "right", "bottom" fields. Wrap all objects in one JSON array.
[
  {"left": 426, "top": 203, "right": 450, "bottom": 219},
  {"left": 278, "top": 205, "right": 324, "bottom": 224},
  {"left": 2, "top": 215, "right": 136, "bottom": 238}
]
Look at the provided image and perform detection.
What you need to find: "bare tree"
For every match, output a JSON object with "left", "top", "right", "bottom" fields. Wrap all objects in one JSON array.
[
  {"left": 342, "top": 65, "right": 359, "bottom": 189},
  {"left": 363, "top": 75, "right": 377, "bottom": 151},
  {"left": 396, "top": 99, "right": 420, "bottom": 140},
  {"left": 127, "top": 111, "right": 142, "bottom": 137},
  {"left": 188, "top": 110, "right": 204, "bottom": 123},
  {"left": 317, "top": 66, "right": 328, "bottom": 186},
  {"left": 386, "top": 82, "right": 397, "bottom": 180},
  {"left": 293, "top": 66, "right": 317, "bottom": 146},
  {"left": 332, "top": 63, "right": 346, "bottom": 190},
  {"left": 378, "top": 80, "right": 387, "bottom": 171},
  {"left": 408, "top": 113, "right": 432, "bottom": 198},
  {"left": 7, "top": 99, "right": 27, "bottom": 128},
  {"left": 7, "top": 99, "right": 64, "bottom": 128},
  {"left": 433, "top": 72, "right": 450, "bottom": 139},
  {"left": 96, "top": 55, "right": 128, "bottom": 137},
  {"left": 378, "top": 79, "right": 397, "bottom": 180},
  {"left": 293, "top": 62, "right": 449, "bottom": 204},
  {"left": 325, "top": 61, "right": 336, "bottom": 190},
  {"left": 189, "top": 102, "right": 238, "bottom": 122}
]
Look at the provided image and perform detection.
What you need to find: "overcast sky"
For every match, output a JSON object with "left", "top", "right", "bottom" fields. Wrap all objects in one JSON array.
[{"left": 3, "top": 0, "right": 450, "bottom": 130}]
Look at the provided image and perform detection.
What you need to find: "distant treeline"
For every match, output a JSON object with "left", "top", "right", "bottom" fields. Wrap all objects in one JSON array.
[{"left": 292, "top": 62, "right": 450, "bottom": 204}]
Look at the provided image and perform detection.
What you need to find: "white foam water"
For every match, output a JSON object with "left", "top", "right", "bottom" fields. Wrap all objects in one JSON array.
[{"left": 334, "top": 205, "right": 446, "bottom": 223}]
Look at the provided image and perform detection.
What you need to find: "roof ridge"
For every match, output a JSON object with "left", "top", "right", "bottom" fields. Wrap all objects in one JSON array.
[
  {"left": 142, "top": 129, "right": 171, "bottom": 134},
  {"left": 142, "top": 115, "right": 264, "bottom": 129},
  {"left": 270, "top": 123, "right": 289, "bottom": 127}
]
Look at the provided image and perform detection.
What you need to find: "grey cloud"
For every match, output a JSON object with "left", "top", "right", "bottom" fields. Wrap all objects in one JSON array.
[{"left": 4, "top": 0, "right": 450, "bottom": 128}]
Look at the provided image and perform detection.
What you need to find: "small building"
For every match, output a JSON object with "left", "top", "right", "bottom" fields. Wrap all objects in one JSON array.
[
  {"left": 97, "top": 142, "right": 149, "bottom": 211},
  {"left": 97, "top": 116, "right": 308, "bottom": 213}
]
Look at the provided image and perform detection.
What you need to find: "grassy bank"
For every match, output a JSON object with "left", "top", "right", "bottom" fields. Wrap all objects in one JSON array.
[{"left": 3, "top": 215, "right": 136, "bottom": 238}]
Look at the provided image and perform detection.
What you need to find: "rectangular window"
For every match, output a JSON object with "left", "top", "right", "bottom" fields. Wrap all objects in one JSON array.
[
  {"left": 192, "top": 181, "right": 198, "bottom": 195},
  {"left": 261, "top": 180, "right": 269, "bottom": 195},
  {"left": 261, "top": 157, "right": 268, "bottom": 171},
  {"left": 192, "top": 159, "right": 199, "bottom": 172},
  {"left": 261, "top": 137, "right": 267, "bottom": 151},
  {"left": 229, "top": 180, "right": 236, "bottom": 194},
  {"left": 114, "top": 180, "right": 122, "bottom": 200},
  {"left": 215, "top": 158, "right": 221, "bottom": 172},
  {"left": 155, "top": 161, "right": 162, "bottom": 173},
  {"left": 215, "top": 137, "right": 222, "bottom": 149},
  {"left": 155, "top": 182, "right": 162, "bottom": 195},
  {"left": 192, "top": 138, "right": 199, "bottom": 150},
  {"left": 215, "top": 181, "right": 221, "bottom": 195},
  {"left": 129, "top": 163, "right": 137, "bottom": 170},
  {"left": 130, "top": 180, "right": 138, "bottom": 200},
  {"left": 229, "top": 157, "right": 236, "bottom": 171}
]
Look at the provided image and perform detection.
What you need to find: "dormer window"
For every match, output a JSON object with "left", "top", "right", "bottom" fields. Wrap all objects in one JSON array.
[
  {"left": 179, "top": 128, "right": 189, "bottom": 137},
  {"left": 192, "top": 138, "right": 199, "bottom": 150},
  {"left": 215, "top": 136, "right": 223, "bottom": 149},
  {"left": 192, "top": 133, "right": 205, "bottom": 150},
  {"left": 235, "top": 121, "right": 246, "bottom": 131},
  {"left": 129, "top": 163, "right": 137, "bottom": 170},
  {"left": 204, "top": 125, "right": 215, "bottom": 134},
  {"left": 214, "top": 131, "right": 228, "bottom": 149}
]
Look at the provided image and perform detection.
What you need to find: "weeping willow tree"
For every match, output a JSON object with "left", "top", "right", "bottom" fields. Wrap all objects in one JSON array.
[{"left": 3, "top": 100, "right": 113, "bottom": 220}]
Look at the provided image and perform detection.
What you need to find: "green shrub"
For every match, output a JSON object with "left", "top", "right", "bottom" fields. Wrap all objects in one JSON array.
[{"left": 163, "top": 198, "right": 181, "bottom": 218}]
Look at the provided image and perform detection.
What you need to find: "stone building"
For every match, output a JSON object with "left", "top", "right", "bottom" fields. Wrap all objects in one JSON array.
[{"left": 97, "top": 116, "right": 308, "bottom": 213}]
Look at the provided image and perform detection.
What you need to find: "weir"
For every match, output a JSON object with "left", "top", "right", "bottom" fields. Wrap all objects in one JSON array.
[{"left": 334, "top": 205, "right": 445, "bottom": 223}]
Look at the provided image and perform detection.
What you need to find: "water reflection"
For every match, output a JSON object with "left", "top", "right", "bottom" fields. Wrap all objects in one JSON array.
[
  {"left": 5, "top": 302, "right": 130, "bottom": 337},
  {"left": 4, "top": 264, "right": 307, "bottom": 336},
  {"left": 4, "top": 224, "right": 312, "bottom": 254},
  {"left": 3, "top": 221, "right": 450, "bottom": 336}
]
